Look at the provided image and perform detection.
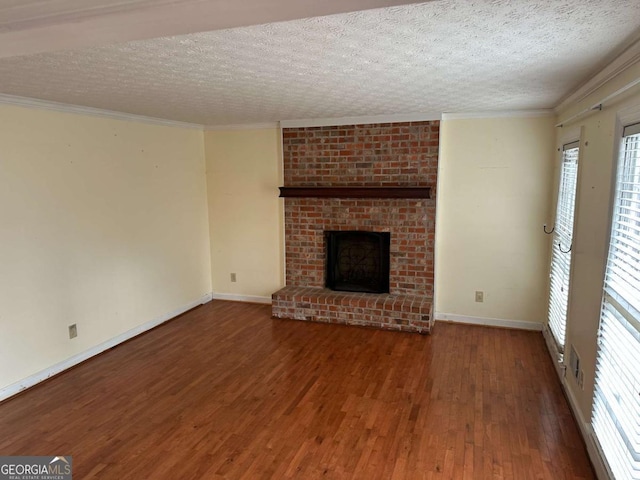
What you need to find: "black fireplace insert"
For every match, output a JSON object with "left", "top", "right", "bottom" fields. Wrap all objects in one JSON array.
[{"left": 325, "top": 230, "right": 390, "bottom": 294}]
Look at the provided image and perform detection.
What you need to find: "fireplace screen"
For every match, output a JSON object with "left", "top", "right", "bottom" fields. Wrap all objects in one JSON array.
[{"left": 325, "top": 230, "right": 390, "bottom": 294}]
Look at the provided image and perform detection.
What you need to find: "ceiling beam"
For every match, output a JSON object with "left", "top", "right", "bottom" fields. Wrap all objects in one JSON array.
[{"left": 0, "top": 0, "right": 425, "bottom": 59}]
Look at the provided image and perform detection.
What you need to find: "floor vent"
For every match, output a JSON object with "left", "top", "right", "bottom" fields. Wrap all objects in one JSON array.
[{"left": 569, "top": 344, "right": 583, "bottom": 388}]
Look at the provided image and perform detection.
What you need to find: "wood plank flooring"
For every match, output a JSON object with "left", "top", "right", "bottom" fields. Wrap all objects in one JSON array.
[{"left": 0, "top": 301, "right": 594, "bottom": 479}]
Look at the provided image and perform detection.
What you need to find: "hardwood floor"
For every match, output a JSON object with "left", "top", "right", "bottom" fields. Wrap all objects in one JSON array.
[{"left": 0, "top": 301, "right": 594, "bottom": 479}]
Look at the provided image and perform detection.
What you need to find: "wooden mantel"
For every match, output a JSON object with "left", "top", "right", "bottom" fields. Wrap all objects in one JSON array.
[{"left": 278, "top": 186, "right": 431, "bottom": 199}]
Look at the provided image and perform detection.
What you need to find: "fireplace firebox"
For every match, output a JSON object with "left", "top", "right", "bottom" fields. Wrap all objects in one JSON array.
[{"left": 325, "top": 230, "right": 390, "bottom": 294}]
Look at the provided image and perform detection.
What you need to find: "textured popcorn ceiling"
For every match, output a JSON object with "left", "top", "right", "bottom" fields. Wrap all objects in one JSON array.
[{"left": 0, "top": 0, "right": 639, "bottom": 125}]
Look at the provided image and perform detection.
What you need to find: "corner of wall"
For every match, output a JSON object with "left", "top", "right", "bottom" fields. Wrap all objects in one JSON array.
[{"left": 204, "top": 128, "right": 284, "bottom": 299}]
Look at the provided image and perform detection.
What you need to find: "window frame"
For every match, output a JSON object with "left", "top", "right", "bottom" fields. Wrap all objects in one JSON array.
[
  {"left": 547, "top": 138, "right": 580, "bottom": 354},
  {"left": 544, "top": 126, "right": 582, "bottom": 368},
  {"left": 590, "top": 104, "right": 640, "bottom": 480}
]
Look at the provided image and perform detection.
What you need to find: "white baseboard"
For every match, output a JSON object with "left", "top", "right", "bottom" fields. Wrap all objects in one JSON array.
[
  {"left": 540, "top": 323, "right": 612, "bottom": 480},
  {"left": 201, "top": 292, "right": 213, "bottom": 303},
  {"left": 212, "top": 292, "right": 272, "bottom": 305},
  {"left": 561, "top": 379, "right": 612, "bottom": 480},
  {"left": 0, "top": 292, "right": 212, "bottom": 403},
  {"left": 542, "top": 324, "right": 567, "bottom": 380},
  {"left": 435, "top": 312, "right": 543, "bottom": 331}
]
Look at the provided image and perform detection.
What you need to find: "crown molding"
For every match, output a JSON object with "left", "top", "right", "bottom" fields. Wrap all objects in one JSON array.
[
  {"left": 555, "top": 35, "right": 640, "bottom": 112},
  {"left": 442, "top": 109, "right": 554, "bottom": 120},
  {"left": 279, "top": 112, "right": 441, "bottom": 128},
  {"left": 0, "top": 93, "right": 204, "bottom": 130},
  {"left": 205, "top": 122, "right": 280, "bottom": 131}
]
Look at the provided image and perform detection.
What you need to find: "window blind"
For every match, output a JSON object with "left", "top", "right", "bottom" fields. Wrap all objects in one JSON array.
[
  {"left": 547, "top": 142, "right": 579, "bottom": 352},
  {"left": 592, "top": 125, "right": 640, "bottom": 480}
]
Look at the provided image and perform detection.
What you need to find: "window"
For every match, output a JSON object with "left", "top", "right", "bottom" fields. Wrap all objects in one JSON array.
[
  {"left": 547, "top": 141, "right": 580, "bottom": 352},
  {"left": 592, "top": 122, "right": 640, "bottom": 480}
]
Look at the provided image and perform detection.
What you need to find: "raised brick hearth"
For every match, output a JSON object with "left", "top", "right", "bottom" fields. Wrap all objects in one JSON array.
[
  {"left": 273, "top": 286, "right": 433, "bottom": 333},
  {"left": 272, "top": 121, "right": 439, "bottom": 333}
]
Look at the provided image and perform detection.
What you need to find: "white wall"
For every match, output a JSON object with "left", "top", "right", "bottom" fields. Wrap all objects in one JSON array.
[
  {"left": 0, "top": 105, "right": 212, "bottom": 393},
  {"left": 204, "top": 128, "right": 284, "bottom": 301},
  {"left": 436, "top": 115, "right": 556, "bottom": 327},
  {"left": 203, "top": 118, "right": 558, "bottom": 324}
]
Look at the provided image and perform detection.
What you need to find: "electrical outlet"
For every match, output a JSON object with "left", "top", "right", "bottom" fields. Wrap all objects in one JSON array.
[
  {"left": 68, "top": 324, "right": 77, "bottom": 339},
  {"left": 475, "top": 291, "right": 484, "bottom": 303},
  {"left": 230, "top": 273, "right": 237, "bottom": 282}
]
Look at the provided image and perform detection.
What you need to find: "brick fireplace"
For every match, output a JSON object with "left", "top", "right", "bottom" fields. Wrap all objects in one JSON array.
[{"left": 271, "top": 121, "right": 439, "bottom": 333}]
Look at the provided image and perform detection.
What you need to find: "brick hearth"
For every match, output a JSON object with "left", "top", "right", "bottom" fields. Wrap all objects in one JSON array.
[
  {"left": 273, "top": 286, "right": 432, "bottom": 333},
  {"left": 272, "top": 121, "right": 439, "bottom": 333}
]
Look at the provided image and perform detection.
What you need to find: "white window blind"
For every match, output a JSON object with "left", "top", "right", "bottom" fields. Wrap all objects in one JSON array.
[
  {"left": 547, "top": 141, "right": 579, "bottom": 352},
  {"left": 592, "top": 124, "right": 640, "bottom": 480}
]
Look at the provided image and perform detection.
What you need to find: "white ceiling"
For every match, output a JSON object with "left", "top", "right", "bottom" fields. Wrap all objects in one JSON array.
[{"left": 0, "top": 0, "right": 639, "bottom": 126}]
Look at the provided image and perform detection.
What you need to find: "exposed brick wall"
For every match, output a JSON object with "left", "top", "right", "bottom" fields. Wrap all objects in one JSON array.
[
  {"left": 273, "top": 120, "right": 439, "bottom": 333},
  {"left": 283, "top": 122, "right": 438, "bottom": 186}
]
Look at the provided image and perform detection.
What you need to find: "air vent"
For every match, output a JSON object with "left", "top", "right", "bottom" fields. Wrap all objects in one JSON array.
[{"left": 569, "top": 344, "right": 580, "bottom": 381}]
